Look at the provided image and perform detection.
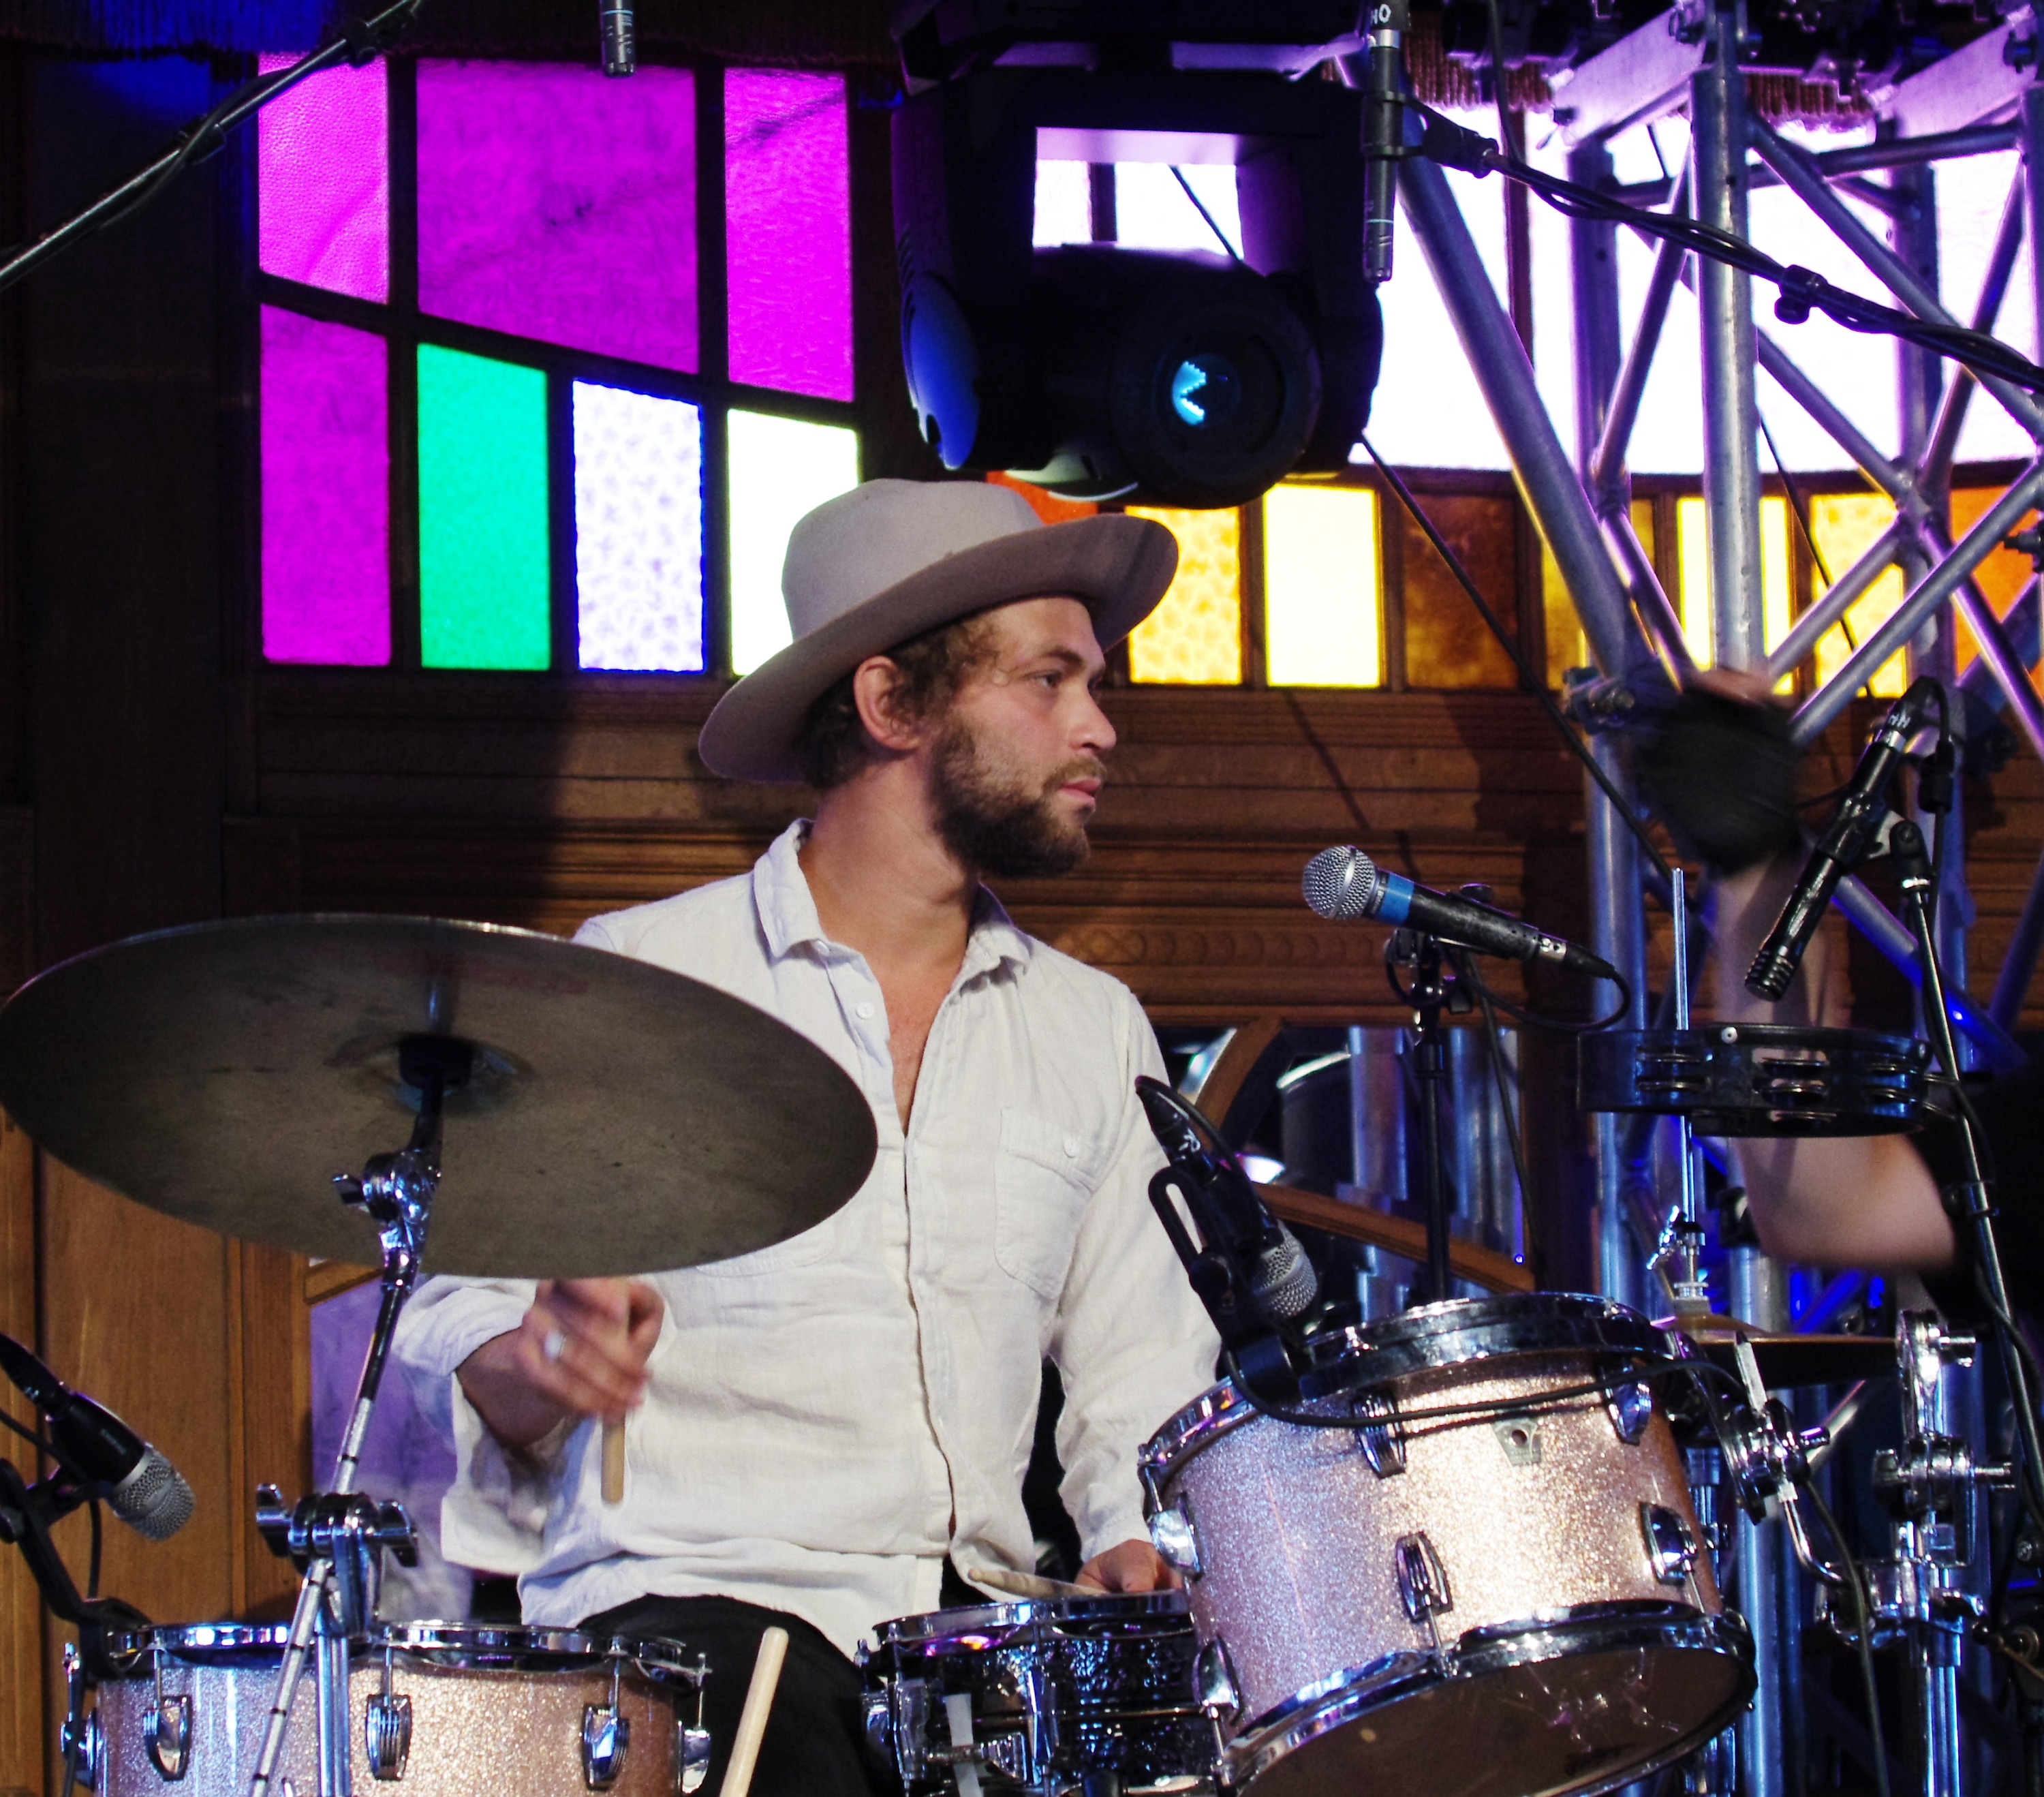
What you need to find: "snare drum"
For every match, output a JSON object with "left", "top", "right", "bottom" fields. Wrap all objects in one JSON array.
[
  {"left": 89, "top": 1622, "right": 710, "bottom": 1797},
  {"left": 861, "top": 1592, "right": 1211, "bottom": 1794},
  {"left": 1141, "top": 1294, "right": 1753, "bottom": 1797}
]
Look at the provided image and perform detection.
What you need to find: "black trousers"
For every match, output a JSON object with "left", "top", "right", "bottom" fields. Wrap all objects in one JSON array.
[{"left": 580, "top": 1593, "right": 888, "bottom": 1797}]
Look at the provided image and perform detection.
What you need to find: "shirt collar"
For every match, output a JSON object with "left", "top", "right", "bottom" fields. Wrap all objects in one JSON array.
[{"left": 753, "top": 820, "right": 1034, "bottom": 979}]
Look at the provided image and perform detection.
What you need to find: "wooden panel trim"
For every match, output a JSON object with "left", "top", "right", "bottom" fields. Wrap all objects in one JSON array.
[{"left": 1256, "top": 1182, "right": 1534, "bottom": 1295}]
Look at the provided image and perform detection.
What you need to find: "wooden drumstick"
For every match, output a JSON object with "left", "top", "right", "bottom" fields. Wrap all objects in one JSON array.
[
  {"left": 721, "top": 1625, "right": 790, "bottom": 1797},
  {"left": 601, "top": 1417, "right": 625, "bottom": 1504}
]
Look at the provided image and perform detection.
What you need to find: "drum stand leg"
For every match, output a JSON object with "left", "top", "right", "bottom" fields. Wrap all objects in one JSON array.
[
  {"left": 1401, "top": 934, "right": 1455, "bottom": 1306},
  {"left": 243, "top": 1034, "right": 468, "bottom": 1797}
]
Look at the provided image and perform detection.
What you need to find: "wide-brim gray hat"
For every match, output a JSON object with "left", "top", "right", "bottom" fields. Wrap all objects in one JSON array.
[{"left": 698, "top": 479, "right": 1179, "bottom": 784}]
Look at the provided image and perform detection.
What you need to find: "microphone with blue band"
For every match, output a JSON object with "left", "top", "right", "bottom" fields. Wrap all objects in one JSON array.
[{"left": 1303, "top": 844, "right": 1620, "bottom": 982}]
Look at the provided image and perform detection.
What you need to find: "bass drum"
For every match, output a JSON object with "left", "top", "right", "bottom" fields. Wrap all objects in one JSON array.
[
  {"left": 862, "top": 1592, "right": 1212, "bottom": 1794},
  {"left": 89, "top": 1622, "right": 710, "bottom": 1797},
  {"left": 1141, "top": 1294, "right": 1752, "bottom": 1797}
]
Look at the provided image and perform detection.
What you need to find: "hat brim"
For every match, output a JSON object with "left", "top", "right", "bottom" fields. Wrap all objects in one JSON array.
[{"left": 698, "top": 511, "right": 1178, "bottom": 784}]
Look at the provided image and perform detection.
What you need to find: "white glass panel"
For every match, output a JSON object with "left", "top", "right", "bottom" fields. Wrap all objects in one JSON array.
[
  {"left": 573, "top": 382, "right": 704, "bottom": 672},
  {"left": 1034, "top": 159, "right": 1092, "bottom": 246},
  {"left": 1263, "top": 484, "right": 1382, "bottom": 685},
  {"left": 728, "top": 410, "right": 861, "bottom": 675}
]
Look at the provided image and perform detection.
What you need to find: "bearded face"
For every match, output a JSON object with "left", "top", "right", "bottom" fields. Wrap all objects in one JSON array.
[{"left": 929, "top": 712, "right": 1105, "bottom": 878}]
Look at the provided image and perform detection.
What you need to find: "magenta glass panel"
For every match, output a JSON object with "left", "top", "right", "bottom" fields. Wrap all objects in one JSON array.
[
  {"left": 726, "top": 69, "right": 850, "bottom": 400},
  {"left": 261, "top": 307, "right": 389, "bottom": 665},
  {"left": 258, "top": 52, "right": 388, "bottom": 303},
  {"left": 418, "top": 61, "right": 697, "bottom": 371}
]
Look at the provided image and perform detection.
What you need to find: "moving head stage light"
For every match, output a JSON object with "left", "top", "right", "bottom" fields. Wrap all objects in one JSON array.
[{"left": 891, "top": 3, "right": 1384, "bottom": 509}]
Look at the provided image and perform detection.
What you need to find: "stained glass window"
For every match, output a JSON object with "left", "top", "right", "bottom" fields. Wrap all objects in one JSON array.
[
  {"left": 258, "top": 53, "right": 859, "bottom": 675},
  {"left": 574, "top": 384, "right": 705, "bottom": 673},
  {"left": 728, "top": 410, "right": 861, "bottom": 676},
  {"left": 727, "top": 70, "right": 852, "bottom": 400},
  {"left": 417, "top": 345, "right": 551, "bottom": 671},
  {"left": 258, "top": 55, "right": 388, "bottom": 303},
  {"left": 1949, "top": 486, "right": 2041, "bottom": 682},
  {"left": 417, "top": 61, "right": 697, "bottom": 372},
  {"left": 1126, "top": 507, "right": 1243, "bottom": 684},
  {"left": 1263, "top": 485, "right": 1383, "bottom": 687},
  {"left": 1675, "top": 494, "right": 1793, "bottom": 674},
  {"left": 261, "top": 307, "right": 389, "bottom": 664},
  {"left": 1808, "top": 495, "right": 1909, "bottom": 698}
]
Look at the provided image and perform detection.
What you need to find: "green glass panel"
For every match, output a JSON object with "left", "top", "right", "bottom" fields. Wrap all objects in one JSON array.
[{"left": 418, "top": 344, "right": 551, "bottom": 669}]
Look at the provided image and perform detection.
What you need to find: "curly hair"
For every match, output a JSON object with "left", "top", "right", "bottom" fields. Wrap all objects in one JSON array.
[{"left": 792, "top": 612, "right": 999, "bottom": 790}]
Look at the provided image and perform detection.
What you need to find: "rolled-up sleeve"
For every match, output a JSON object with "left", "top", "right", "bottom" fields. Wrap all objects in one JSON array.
[
  {"left": 394, "top": 1276, "right": 555, "bottom": 1574},
  {"left": 1047, "top": 1004, "right": 1220, "bottom": 1560}
]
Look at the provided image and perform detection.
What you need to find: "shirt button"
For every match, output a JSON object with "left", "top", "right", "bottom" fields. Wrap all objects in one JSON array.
[
  {"left": 1062, "top": 1135, "right": 1081, "bottom": 1158},
  {"left": 856, "top": 1001, "right": 876, "bottom": 1019}
]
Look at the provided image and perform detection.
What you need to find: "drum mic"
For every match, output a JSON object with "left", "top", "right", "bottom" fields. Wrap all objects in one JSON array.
[
  {"left": 600, "top": 0, "right": 636, "bottom": 75},
  {"left": 0, "top": 1332, "right": 195, "bottom": 1539},
  {"left": 1136, "top": 1077, "right": 1319, "bottom": 1338},
  {"left": 1303, "top": 846, "right": 1618, "bottom": 981}
]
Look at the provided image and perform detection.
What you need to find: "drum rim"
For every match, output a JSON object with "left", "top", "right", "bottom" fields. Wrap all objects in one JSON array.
[
  {"left": 1222, "top": 1602, "right": 1755, "bottom": 1793},
  {"left": 375, "top": 1621, "right": 709, "bottom": 1680},
  {"left": 1141, "top": 1292, "right": 1679, "bottom": 1480},
  {"left": 103, "top": 1622, "right": 296, "bottom": 1665},
  {"left": 869, "top": 1590, "right": 1191, "bottom": 1650}
]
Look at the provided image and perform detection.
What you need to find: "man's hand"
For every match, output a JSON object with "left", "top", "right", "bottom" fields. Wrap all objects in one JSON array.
[
  {"left": 457, "top": 1277, "right": 664, "bottom": 1449},
  {"left": 1075, "top": 1538, "right": 1179, "bottom": 1594}
]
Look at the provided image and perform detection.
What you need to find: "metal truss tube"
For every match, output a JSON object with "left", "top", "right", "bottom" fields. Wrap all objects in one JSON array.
[
  {"left": 1605, "top": 508, "right": 1694, "bottom": 675},
  {"left": 1590, "top": 175, "right": 1691, "bottom": 500},
  {"left": 2026, "top": 89, "right": 2044, "bottom": 370},
  {"left": 1750, "top": 116, "right": 2044, "bottom": 447},
  {"left": 1399, "top": 155, "right": 1643, "bottom": 675},
  {"left": 1919, "top": 169, "right": 2024, "bottom": 491},
  {"left": 1960, "top": 580, "right": 2039, "bottom": 705},
  {"left": 1763, "top": 520, "right": 1906, "bottom": 686},
  {"left": 1611, "top": 125, "right": 2021, "bottom": 209},
  {"left": 1693, "top": 14, "right": 1764, "bottom": 670},
  {"left": 1793, "top": 461, "right": 2044, "bottom": 743},
  {"left": 1916, "top": 517, "right": 2044, "bottom": 761},
  {"left": 1754, "top": 328, "right": 1910, "bottom": 499}
]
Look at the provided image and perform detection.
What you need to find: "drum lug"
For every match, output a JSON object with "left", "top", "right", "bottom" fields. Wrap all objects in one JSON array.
[
  {"left": 61, "top": 1646, "right": 103, "bottom": 1794},
  {"left": 1194, "top": 1635, "right": 1242, "bottom": 1721},
  {"left": 1490, "top": 1415, "right": 1541, "bottom": 1466},
  {"left": 1394, "top": 1531, "right": 1453, "bottom": 1626},
  {"left": 144, "top": 1643, "right": 192, "bottom": 1782},
  {"left": 1640, "top": 1503, "right": 1701, "bottom": 1586},
  {"left": 146, "top": 1696, "right": 193, "bottom": 1782},
  {"left": 583, "top": 1655, "right": 632, "bottom": 1791},
  {"left": 1350, "top": 1392, "right": 1405, "bottom": 1477},
  {"left": 365, "top": 1644, "right": 412, "bottom": 1780},
  {"left": 1149, "top": 1501, "right": 1203, "bottom": 1577},
  {"left": 675, "top": 1721, "right": 712, "bottom": 1795},
  {"left": 1604, "top": 1379, "right": 1654, "bottom": 1445}
]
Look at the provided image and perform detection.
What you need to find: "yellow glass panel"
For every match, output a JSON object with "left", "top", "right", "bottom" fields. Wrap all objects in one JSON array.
[
  {"left": 1949, "top": 487, "right": 2039, "bottom": 679},
  {"left": 1263, "top": 485, "right": 1382, "bottom": 687},
  {"left": 1809, "top": 493, "right": 1908, "bottom": 698},
  {"left": 1674, "top": 494, "right": 1793, "bottom": 679},
  {"left": 1544, "top": 497, "right": 1655, "bottom": 686},
  {"left": 1125, "top": 506, "right": 1243, "bottom": 684}
]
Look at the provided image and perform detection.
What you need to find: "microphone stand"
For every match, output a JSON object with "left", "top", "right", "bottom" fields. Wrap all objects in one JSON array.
[{"left": 1398, "top": 932, "right": 1456, "bottom": 1306}]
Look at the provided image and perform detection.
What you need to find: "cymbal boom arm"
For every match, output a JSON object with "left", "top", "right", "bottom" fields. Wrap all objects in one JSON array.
[{"left": 245, "top": 1035, "right": 464, "bottom": 1797}]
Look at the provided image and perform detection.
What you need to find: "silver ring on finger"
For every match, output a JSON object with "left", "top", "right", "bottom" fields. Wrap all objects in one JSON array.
[{"left": 542, "top": 1327, "right": 568, "bottom": 1364}]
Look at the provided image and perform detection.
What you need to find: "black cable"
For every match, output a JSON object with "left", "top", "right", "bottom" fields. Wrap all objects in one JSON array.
[
  {"left": 1359, "top": 433, "right": 1673, "bottom": 882},
  {"left": 1460, "top": 953, "right": 1635, "bottom": 1033},
  {"left": 0, "top": 1407, "right": 56, "bottom": 1458},
  {"left": 1805, "top": 1479, "right": 1893, "bottom": 1797},
  {"left": 1406, "top": 102, "right": 2044, "bottom": 397},
  {"left": 87, "top": 1499, "right": 102, "bottom": 1601},
  {"left": 1169, "top": 166, "right": 1243, "bottom": 264}
]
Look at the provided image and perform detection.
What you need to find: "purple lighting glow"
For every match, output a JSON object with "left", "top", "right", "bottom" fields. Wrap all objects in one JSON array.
[
  {"left": 418, "top": 61, "right": 698, "bottom": 371},
  {"left": 726, "top": 69, "right": 850, "bottom": 400},
  {"left": 258, "top": 52, "right": 388, "bottom": 303},
  {"left": 261, "top": 307, "right": 389, "bottom": 665}
]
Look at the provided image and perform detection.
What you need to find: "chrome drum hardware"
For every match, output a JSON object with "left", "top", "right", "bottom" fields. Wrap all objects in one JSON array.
[
  {"left": 1141, "top": 1293, "right": 1755, "bottom": 1797},
  {"left": 861, "top": 1593, "right": 1212, "bottom": 1794},
  {"left": 88, "top": 1624, "right": 710, "bottom": 1797}
]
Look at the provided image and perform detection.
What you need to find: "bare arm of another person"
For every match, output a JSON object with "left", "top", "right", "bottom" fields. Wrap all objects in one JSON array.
[
  {"left": 456, "top": 1276, "right": 664, "bottom": 1449},
  {"left": 1712, "top": 854, "right": 1955, "bottom": 1272}
]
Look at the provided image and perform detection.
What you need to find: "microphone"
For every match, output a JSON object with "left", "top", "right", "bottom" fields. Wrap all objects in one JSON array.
[
  {"left": 1136, "top": 1079, "right": 1319, "bottom": 1325},
  {"left": 1303, "top": 846, "right": 1618, "bottom": 980},
  {"left": 600, "top": 1, "right": 636, "bottom": 76},
  {"left": 1746, "top": 675, "right": 1938, "bottom": 1002},
  {"left": 0, "top": 1333, "right": 195, "bottom": 1540},
  {"left": 1363, "top": 0, "right": 1410, "bottom": 283}
]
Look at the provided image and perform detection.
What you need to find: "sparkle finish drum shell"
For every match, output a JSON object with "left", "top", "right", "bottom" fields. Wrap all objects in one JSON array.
[
  {"left": 1141, "top": 1294, "right": 1754, "bottom": 1797},
  {"left": 91, "top": 1623, "right": 708, "bottom": 1797}
]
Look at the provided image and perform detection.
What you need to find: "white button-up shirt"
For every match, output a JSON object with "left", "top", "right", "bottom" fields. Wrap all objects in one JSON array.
[{"left": 395, "top": 823, "right": 1219, "bottom": 1657}]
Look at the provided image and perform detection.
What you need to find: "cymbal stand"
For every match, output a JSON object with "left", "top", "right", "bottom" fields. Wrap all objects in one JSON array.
[
  {"left": 245, "top": 1034, "right": 471, "bottom": 1797},
  {"left": 1647, "top": 868, "right": 1710, "bottom": 1319}
]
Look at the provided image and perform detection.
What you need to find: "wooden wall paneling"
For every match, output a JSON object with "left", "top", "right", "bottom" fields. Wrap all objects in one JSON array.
[
  {"left": 0, "top": 1110, "right": 42, "bottom": 1797},
  {"left": 228, "top": 1242, "right": 310, "bottom": 1621}
]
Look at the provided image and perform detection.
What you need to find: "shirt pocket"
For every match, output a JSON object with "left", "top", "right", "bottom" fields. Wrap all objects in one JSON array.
[{"left": 994, "top": 1107, "right": 1098, "bottom": 1301}]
